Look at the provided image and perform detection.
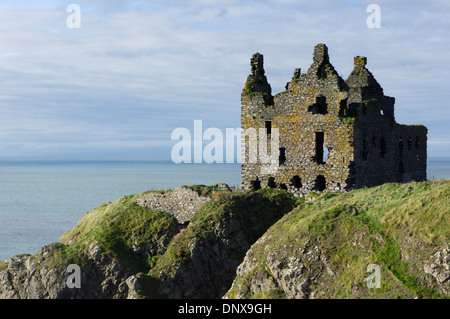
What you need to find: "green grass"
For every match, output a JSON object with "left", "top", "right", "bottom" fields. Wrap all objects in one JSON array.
[
  {"left": 0, "top": 261, "right": 9, "bottom": 272},
  {"left": 242, "top": 77, "right": 270, "bottom": 97},
  {"left": 4, "top": 180, "right": 447, "bottom": 299},
  {"left": 226, "top": 180, "right": 450, "bottom": 299},
  {"left": 55, "top": 193, "right": 180, "bottom": 273},
  {"left": 148, "top": 189, "right": 296, "bottom": 278},
  {"left": 342, "top": 111, "right": 357, "bottom": 124}
]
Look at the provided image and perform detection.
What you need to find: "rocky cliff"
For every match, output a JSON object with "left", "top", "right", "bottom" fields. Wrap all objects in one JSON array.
[
  {"left": 226, "top": 180, "right": 450, "bottom": 299},
  {"left": 0, "top": 180, "right": 449, "bottom": 299}
]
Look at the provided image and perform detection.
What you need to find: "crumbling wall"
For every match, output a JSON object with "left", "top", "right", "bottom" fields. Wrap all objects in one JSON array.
[
  {"left": 347, "top": 56, "right": 427, "bottom": 187},
  {"left": 240, "top": 44, "right": 427, "bottom": 196},
  {"left": 241, "top": 44, "right": 354, "bottom": 196}
]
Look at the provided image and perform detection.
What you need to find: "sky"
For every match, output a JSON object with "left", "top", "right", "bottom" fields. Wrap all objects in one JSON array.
[{"left": 0, "top": 0, "right": 449, "bottom": 160}]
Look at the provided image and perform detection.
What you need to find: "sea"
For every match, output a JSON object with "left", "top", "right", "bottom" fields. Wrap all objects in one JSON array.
[{"left": 0, "top": 157, "right": 449, "bottom": 261}]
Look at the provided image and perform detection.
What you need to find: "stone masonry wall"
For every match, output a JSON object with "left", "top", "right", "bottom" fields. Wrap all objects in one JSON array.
[
  {"left": 136, "top": 187, "right": 211, "bottom": 224},
  {"left": 347, "top": 56, "right": 427, "bottom": 187},
  {"left": 240, "top": 44, "right": 427, "bottom": 196}
]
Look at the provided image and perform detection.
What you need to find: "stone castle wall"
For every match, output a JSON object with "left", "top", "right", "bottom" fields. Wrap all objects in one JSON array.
[
  {"left": 240, "top": 44, "right": 427, "bottom": 196},
  {"left": 136, "top": 187, "right": 211, "bottom": 224}
]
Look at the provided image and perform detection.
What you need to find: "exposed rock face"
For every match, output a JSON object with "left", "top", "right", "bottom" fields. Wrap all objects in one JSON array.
[
  {"left": 226, "top": 236, "right": 450, "bottom": 300},
  {"left": 226, "top": 235, "right": 329, "bottom": 299},
  {"left": 1, "top": 181, "right": 449, "bottom": 299},
  {"left": 225, "top": 182, "right": 450, "bottom": 299},
  {"left": 0, "top": 186, "right": 198, "bottom": 299},
  {"left": 150, "top": 190, "right": 296, "bottom": 299},
  {"left": 424, "top": 246, "right": 450, "bottom": 293},
  {"left": 0, "top": 244, "right": 128, "bottom": 299},
  {"left": 156, "top": 218, "right": 253, "bottom": 299},
  {"left": 1, "top": 183, "right": 270, "bottom": 300}
]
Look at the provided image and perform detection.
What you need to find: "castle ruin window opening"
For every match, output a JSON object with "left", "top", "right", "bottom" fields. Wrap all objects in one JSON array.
[
  {"left": 265, "top": 121, "right": 272, "bottom": 135},
  {"left": 415, "top": 136, "right": 420, "bottom": 149},
  {"left": 308, "top": 96, "right": 328, "bottom": 115},
  {"left": 291, "top": 175, "right": 302, "bottom": 189},
  {"left": 268, "top": 177, "right": 276, "bottom": 189},
  {"left": 251, "top": 179, "right": 261, "bottom": 190},
  {"left": 279, "top": 148, "right": 286, "bottom": 164},
  {"left": 339, "top": 99, "right": 347, "bottom": 117},
  {"left": 315, "top": 175, "right": 326, "bottom": 192},
  {"left": 315, "top": 132, "right": 328, "bottom": 164}
]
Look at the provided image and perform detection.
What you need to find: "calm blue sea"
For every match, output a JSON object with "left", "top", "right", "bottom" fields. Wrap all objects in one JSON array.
[
  {"left": 0, "top": 157, "right": 449, "bottom": 261},
  {"left": 0, "top": 160, "right": 240, "bottom": 260}
]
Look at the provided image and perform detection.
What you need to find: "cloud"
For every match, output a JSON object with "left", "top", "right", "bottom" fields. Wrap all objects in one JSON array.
[{"left": 0, "top": 1, "right": 449, "bottom": 157}]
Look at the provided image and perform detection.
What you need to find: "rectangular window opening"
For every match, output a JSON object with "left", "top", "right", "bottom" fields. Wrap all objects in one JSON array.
[
  {"left": 308, "top": 96, "right": 328, "bottom": 115},
  {"left": 315, "top": 132, "right": 326, "bottom": 164},
  {"left": 279, "top": 147, "right": 286, "bottom": 164},
  {"left": 265, "top": 121, "right": 272, "bottom": 135}
]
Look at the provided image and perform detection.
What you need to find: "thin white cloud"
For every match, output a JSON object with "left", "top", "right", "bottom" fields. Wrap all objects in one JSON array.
[{"left": 0, "top": 1, "right": 448, "bottom": 157}]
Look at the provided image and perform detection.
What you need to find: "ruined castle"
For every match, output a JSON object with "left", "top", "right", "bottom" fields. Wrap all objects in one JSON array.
[{"left": 240, "top": 44, "right": 427, "bottom": 196}]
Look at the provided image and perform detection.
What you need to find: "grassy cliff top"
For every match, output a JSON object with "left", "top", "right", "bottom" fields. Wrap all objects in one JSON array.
[
  {"left": 1, "top": 180, "right": 448, "bottom": 299},
  {"left": 226, "top": 180, "right": 450, "bottom": 299}
]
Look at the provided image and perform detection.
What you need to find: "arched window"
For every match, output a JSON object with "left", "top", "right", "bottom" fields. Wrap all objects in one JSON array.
[
  {"left": 315, "top": 175, "right": 326, "bottom": 192},
  {"left": 251, "top": 179, "right": 261, "bottom": 190},
  {"left": 268, "top": 177, "right": 276, "bottom": 188},
  {"left": 291, "top": 176, "right": 302, "bottom": 189},
  {"left": 279, "top": 148, "right": 286, "bottom": 164}
]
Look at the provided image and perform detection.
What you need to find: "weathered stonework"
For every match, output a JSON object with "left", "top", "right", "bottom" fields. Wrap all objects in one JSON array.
[
  {"left": 241, "top": 44, "right": 427, "bottom": 196},
  {"left": 136, "top": 187, "right": 211, "bottom": 224}
]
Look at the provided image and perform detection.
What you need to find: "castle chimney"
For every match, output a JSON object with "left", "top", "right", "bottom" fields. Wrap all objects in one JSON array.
[
  {"left": 293, "top": 68, "right": 301, "bottom": 80},
  {"left": 354, "top": 56, "right": 367, "bottom": 67},
  {"left": 243, "top": 52, "right": 272, "bottom": 97},
  {"left": 250, "top": 52, "right": 265, "bottom": 77},
  {"left": 313, "top": 43, "right": 329, "bottom": 63}
]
